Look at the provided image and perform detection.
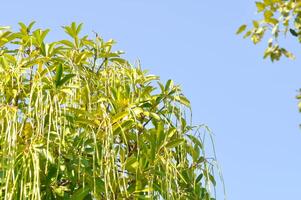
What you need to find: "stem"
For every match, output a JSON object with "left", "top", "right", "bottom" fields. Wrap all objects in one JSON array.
[{"left": 96, "top": 58, "right": 107, "bottom": 74}]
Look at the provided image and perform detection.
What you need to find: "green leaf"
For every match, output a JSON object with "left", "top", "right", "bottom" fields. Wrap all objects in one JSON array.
[
  {"left": 76, "top": 23, "right": 83, "bottom": 35},
  {"left": 45, "top": 165, "right": 57, "bottom": 185},
  {"left": 71, "top": 187, "right": 90, "bottom": 200},
  {"left": 187, "top": 134, "right": 203, "bottom": 149},
  {"left": 289, "top": 29, "right": 298, "bottom": 37},
  {"left": 55, "top": 64, "right": 63, "bottom": 86},
  {"left": 196, "top": 174, "right": 203, "bottom": 184},
  {"left": 27, "top": 21, "right": 36, "bottom": 32},
  {"left": 196, "top": 156, "right": 205, "bottom": 164},
  {"left": 57, "top": 74, "right": 76, "bottom": 87},
  {"left": 132, "top": 107, "right": 143, "bottom": 116},
  {"left": 264, "top": 10, "right": 273, "bottom": 20},
  {"left": 236, "top": 25, "right": 247, "bottom": 35},
  {"left": 266, "top": 17, "right": 278, "bottom": 25},
  {"left": 243, "top": 30, "right": 252, "bottom": 38},
  {"left": 112, "top": 111, "right": 128, "bottom": 124},
  {"left": 53, "top": 186, "right": 69, "bottom": 197},
  {"left": 209, "top": 174, "right": 216, "bottom": 186},
  {"left": 280, "top": 48, "right": 295, "bottom": 59},
  {"left": 110, "top": 57, "right": 127, "bottom": 65},
  {"left": 174, "top": 95, "right": 190, "bottom": 107},
  {"left": 113, "top": 119, "right": 133, "bottom": 135},
  {"left": 18, "top": 22, "right": 27, "bottom": 33},
  {"left": 63, "top": 25, "right": 75, "bottom": 38},
  {"left": 0, "top": 26, "right": 10, "bottom": 31},
  {"left": 125, "top": 156, "right": 139, "bottom": 172},
  {"left": 95, "top": 178, "right": 105, "bottom": 193},
  {"left": 60, "top": 40, "right": 75, "bottom": 48},
  {"left": 156, "top": 122, "right": 165, "bottom": 146},
  {"left": 71, "top": 22, "right": 77, "bottom": 33},
  {"left": 165, "top": 79, "right": 174, "bottom": 92},
  {"left": 253, "top": 20, "right": 259, "bottom": 28},
  {"left": 165, "top": 138, "right": 184, "bottom": 148},
  {"left": 255, "top": 2, "right": 266, "bottom": 12},
  {"left": 150, "top": 112, "right": 161, "bottom": 120}
]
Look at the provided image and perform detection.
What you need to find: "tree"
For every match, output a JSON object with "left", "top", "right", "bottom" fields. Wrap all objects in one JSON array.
[
  {"left": 236, "top": 0, "right": 301, "bottom": 62},
  {"left": 0, "top": 22, "right": 219, "bottom": 199},
  {"left": 237, "top": 0, "right": 301, "bottom": 111}
]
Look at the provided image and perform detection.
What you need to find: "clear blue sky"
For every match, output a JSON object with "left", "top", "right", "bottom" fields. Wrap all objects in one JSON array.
[{"left": 2, "top": 0, "right": 301, "bottom": 199}]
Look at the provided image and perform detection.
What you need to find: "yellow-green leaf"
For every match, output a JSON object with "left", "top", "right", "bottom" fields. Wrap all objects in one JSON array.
[
  {"left": 236, "top": 25, "right": 247, "bottom": 35},
  {"left": 255, "top": 2, "right": 266, "bottom": 12}
]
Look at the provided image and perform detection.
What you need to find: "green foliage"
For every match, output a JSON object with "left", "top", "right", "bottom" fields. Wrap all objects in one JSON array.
[
  {"left": 0, "top": 22, "right": 220, "bottom": 199},
  {"left": 238, "top": 0, "right": 301, "bottom": 116},
  {"left": 237, "top": 0, "right": 301, "bottom": 61}
]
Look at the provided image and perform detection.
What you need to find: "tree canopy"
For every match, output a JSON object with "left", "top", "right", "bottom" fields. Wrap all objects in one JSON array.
[
  {"left": 237, "top": 0, "right": 301, "bottom": 113},
  {"left": 0, "top": 22, "right": 220, "bottom": 199},
  {"left": 237, "top": 0, "right": 301, "bottom": 61}
]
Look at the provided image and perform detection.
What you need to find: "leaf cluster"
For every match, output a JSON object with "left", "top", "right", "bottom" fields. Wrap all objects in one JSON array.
[
  {"left": 0, "top": 22, "right": 219, "bottom": 200},
  {"left": 237, "top": 0, "right": 301, "bottom": 61}
]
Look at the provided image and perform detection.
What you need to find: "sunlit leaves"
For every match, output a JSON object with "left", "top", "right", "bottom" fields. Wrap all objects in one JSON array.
[
  {"left": 0, "top": 22, "right": 219, "bottom": 200},
  {"left": 237, "top": 0, "right": 301, "bottom": 118},
  {"left": 237, "top": 0, "right": 301, "bottom": 61},
  {"left": 62, "top": 22, "right": 83, "bottom": 39}
]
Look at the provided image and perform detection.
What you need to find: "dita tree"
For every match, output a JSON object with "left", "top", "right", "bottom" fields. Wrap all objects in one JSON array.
[{"left": 0, "top": 22, "right": 222, "bottom": 199}]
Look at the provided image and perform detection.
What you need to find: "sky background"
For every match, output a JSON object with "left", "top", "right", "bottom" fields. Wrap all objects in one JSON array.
[{"left": 1, "top": 0, "right": 301, "bottom": 199}]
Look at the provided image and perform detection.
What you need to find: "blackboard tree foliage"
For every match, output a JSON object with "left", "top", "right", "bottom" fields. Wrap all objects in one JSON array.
[
  {"left": 0, "top": 22, "right": 220, "bottom": 199},
  {"left": 236, "top": 0, "right": 301, "bottom": 111}
]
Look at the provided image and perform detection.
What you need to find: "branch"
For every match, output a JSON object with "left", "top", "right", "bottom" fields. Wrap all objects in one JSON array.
[{"left": 96, "top": 58, "right": 107, "bottom": 74}]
